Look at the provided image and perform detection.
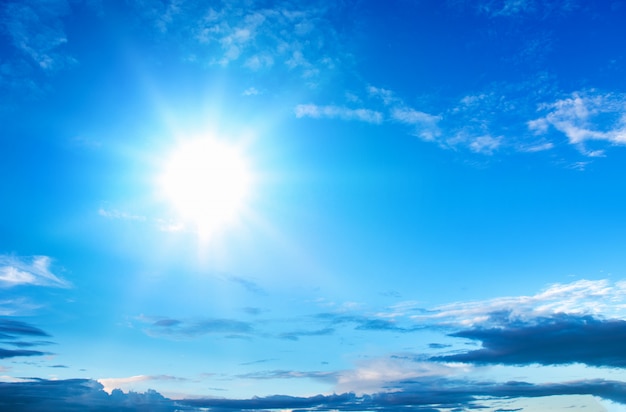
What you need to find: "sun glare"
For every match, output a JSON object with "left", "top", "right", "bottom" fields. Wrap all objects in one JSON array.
[{"left": 159, "top": 138, "right": 252, "bottom": 235}]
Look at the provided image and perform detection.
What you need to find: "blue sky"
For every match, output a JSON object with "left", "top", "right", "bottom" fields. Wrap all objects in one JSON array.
[{"left": 2, "top": 0, "right": 626, "bottom": 410}]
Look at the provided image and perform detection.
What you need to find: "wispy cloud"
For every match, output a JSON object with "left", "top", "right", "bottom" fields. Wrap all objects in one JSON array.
[
  {"left": 138, "top": 315, "right": 253, "bottom": 339},
  {"left": 295, "top": 104, "right": 383, "bottom": 123},
  {"left": 236, "top": 369, "right": 335, "bottom": 382},
  {"left": 416, "top": 279, "right": 626, "bottom": 327},
  {"left": 278, "top": 327, "right": 335, "bottom": 341},
  {"left": 529, "top": 91, "right": 626, "bottom": 156},
  {"left": 0, "top": 0, "right": 73, "bottom": 71},
  {"left": 2, "top": 376, "right": 626, "bottom": 410},
  {"left": 224, "top": 275, "right": 265, "bottom": 295},
  {"left": 391, "top": 107, "right": 442, "bottom": 141},
  {"left": 98, "top": 208, "right": 147, "bottom": 222},
  {"left": 0, "top": 255, "right": 70, "bottom": 288}
]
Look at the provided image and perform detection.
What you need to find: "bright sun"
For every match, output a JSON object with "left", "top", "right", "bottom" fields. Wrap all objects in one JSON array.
[{"left": 159, "top": 138, "right": 252, "bottom": 235}]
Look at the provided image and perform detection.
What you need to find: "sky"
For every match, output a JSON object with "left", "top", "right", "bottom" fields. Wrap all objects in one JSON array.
[{"left": 2, "top": 0, "right": 626, "bottom": 410}]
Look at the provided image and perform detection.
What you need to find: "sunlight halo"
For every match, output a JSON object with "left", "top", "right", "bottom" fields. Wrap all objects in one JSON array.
[{"left": 158, "top": 137, "right": 252, "bottom": 236}]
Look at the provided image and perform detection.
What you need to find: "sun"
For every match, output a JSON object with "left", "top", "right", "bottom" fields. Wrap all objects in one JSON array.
[{"left": 158, "top": 137, "right": 252, "bottom": 235}]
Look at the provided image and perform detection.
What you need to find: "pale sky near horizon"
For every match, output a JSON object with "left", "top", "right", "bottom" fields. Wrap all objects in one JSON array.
[{"left": 2, "top": 1, "right": 626, "bottom": 411}]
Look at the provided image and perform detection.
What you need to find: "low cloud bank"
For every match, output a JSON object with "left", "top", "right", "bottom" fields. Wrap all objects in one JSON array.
[{"left": 2, "top": 377, "right": 626, "bottom": 411}]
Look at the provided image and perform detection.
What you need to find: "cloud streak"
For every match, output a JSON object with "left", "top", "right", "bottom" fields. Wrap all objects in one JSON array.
[
  {"left": 0, "top": 319, "right": 52, "bottom": 359},
  {"left": 0, "top": 255, "right": 70, "bottom": 288},
  {"left": 529, "top": 91, "right": 626, "bottom": 156},
  {"left": 139, "top": 316, "right": 253, "bottom": 339},
  {"left": 295, "top": 104, "right": 383, "bottom": 123}
]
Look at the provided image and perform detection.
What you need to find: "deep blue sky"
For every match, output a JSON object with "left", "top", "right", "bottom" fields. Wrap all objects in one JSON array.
[{"left": 2, "top": 1, "right": 626, "bottom": 410}]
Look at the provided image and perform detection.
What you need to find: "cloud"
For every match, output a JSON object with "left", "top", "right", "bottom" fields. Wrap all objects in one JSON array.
[
  {"left": 224, "top": 275, "right": 265, "bottom": 295},
  {"left": 415, "top": 278, "right": 626, "bottom": 327},
  {"left": 179, "top": 378, "right": 626, "bottom": 410},
  {"left": 138, "top": 315, "right": 253, "bottom": 339},
  {"left": 0, "top": 255, "right": 70, "bottom": 288},
  {"left": 0, "top": 0, "right": 73, "bottom": 71},
  {"left": 236, "top": 369, "right": 335, "bottom": 382},
  {"left": 2, "top": 377, "right": 626, "bottom": 410},
  {"left": 294, "top": 104, "right": 383, "bottom": 123},
  {"left": 334, "top": 356, "right": 465, "bottom": 395},
  {"left": 0, "top": 378, "right": 176, "bottom": 411},
  {"left": 529, "top": 91, "right": 626, "bottom": 155},
  {"left": 391, "top": 107, "right": 442, "bottom": 141},
  {"left": 241, "top": 86, "right": 260, "bottom": 96},
  {"left": 367, "top": 86, "right": 398, "bottom": 106},
  {"left": 279, "top": 327, "right": 335, "bottom": 341},
  {"left": 471, "top": 0, "right": 580, "bottom": 18},
  {"left": 0, "top": 348, "right": 49, "bottom": 359},
  {"left": 128, "top": 0, "right": 345, "bottom": 81},
  {"left": 98, "top": 375, "right": 188, "bottom": 395},
  {"left": 468, "top": 134, "right": 503, "bottom": 154},
  {"left": 314, "top": 311, "right": 426, "bottom": 334},
  {"left": 432, "top": 314, "right": 626, "bottom": 368},
  {"left": 0, "top": 319, "right": 53, "bottom": 359},
  {"left": 98, "top": 208, "right": 146, "bottom": 222}
]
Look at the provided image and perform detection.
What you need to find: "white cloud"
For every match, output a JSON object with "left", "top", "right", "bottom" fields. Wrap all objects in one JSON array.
[
  {"left": 1, "top": 0, "right": 74, "bottom": 71},
  {"left": 98, "top": 374, "right": 186, "bottom": 394},
  {"left": 529, "top": 92, "right": 626, "bottom": 155},
  {"left": 0, "top": 255, "right": 70, "bottom": 288},
  {"left": 368, "top": 86, "right": 398, "bottom": 106},
  {"left": 415, "top": 279, "right": 626, "bottom": 327},
  {"left": 295, "top": 104, "right": 383, "bottom": 124},
  {"left": 334, "top": 356, "right": 468, "bottom": 395},
  {"left": 518, "top": 141, "right": 554, "bottom": 152},
  {"left": 131, "top": 1, "right": 342, "bottom": 81}
]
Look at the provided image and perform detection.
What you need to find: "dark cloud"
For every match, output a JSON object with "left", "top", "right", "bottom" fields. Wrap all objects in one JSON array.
[
  {"left": 2, "top": 377, "right": 626, "bottom": 411},
  {"left": 0, "top": 319, "right": 49, "bottom": 337},
  {"left": 0, "top": 348, "right": 48, "bottom": 359},
  {"left": 279, "top": 327, "right": 335, "bottom": 341},
  {"left": 179, "top": 378, "right": 626, "bottom": 410},
  {"left": 428, "top": 343, "right": 451, "bottom": 349},
  {"left": 8, "top": 340, "right": 54, "bottom": 348},
  {"left": 0, "top": 319, "right": 53, "bottom": 359},
  {"left": 432, "top": 314, "right": 626, "bottom": 367}
]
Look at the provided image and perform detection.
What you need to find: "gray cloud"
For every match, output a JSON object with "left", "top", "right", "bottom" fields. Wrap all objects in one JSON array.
[
  {"left": 141, "top": 316, "right": 253, "bottom": 339},
  {"left": 432, "top": 314, "right": 626, "bottom": 367},
  {"left": 0, "top": 319, "right": 53, "bottom": 359},
  {"left": 2, "top": 376, "right": 626, "bottom": 410}
]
